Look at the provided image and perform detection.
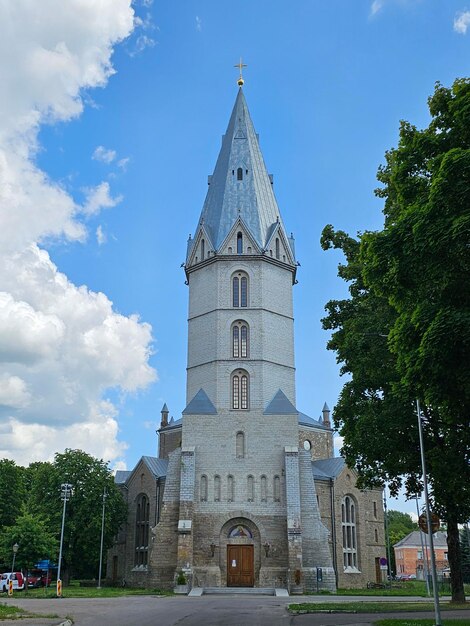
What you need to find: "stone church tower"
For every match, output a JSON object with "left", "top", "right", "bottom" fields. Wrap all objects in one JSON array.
[{"left": 108, "top": 86, "right": 386, "bottom": 593}]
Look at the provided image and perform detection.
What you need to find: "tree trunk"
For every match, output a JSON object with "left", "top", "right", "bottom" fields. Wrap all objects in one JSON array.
[{"left": 447, "top": 516, "right": 466, "bottom": 603}]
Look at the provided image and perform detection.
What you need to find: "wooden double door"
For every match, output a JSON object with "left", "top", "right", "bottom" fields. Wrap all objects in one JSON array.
[{"left": 227, "top": 545, "right": 254, "bottom": 587}]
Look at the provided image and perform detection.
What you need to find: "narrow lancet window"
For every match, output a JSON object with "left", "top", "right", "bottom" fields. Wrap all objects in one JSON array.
[
  {"left": 200, "top": 475, "right": 208, "bottom": 502},
  {"left": 227, "top": 475, "right": 234, "bottom": 502},
  {"left": 233, "top": 277, "right": 239, "bottom": 307},
  {"left": 240, "top": 325, "right": 248, "bottom": 357},
  {"left": 247, "top": 475, "right": 254, "bottom": 501},
  {"left": 240, "top": 276, "right": 247, "bottom": 307},
  {"left": 201, "top": 239, "right": 205, "bottom": 260},
  {"left": 214, "top": 475, "right": 221, "bottom": 501},
  {"left": 236, "top": 431, "right": 245, "bottom": 458},
  {"left": 237, "top": 232, "right": 243, "bottom": 254},
  {"left": 232, "top": 371, "right": 249, "bottom": 410},
  {"left": 342, "top": 496, "right": 358, "bottom": 569},
  {"left": 261, "top": 475, "right": 267, "bottom": 502},
  {"left": 275, "top": 237, "right": 280, "bottom": 260},
  {"left": 233, "top": 325, "right": 240, "bottom": 358},
  {"left": 237, "top": 167, "right": 243, "bottom": 181},
  {"left": 274, "top": 475, "right": 281, "bottom": 502}
]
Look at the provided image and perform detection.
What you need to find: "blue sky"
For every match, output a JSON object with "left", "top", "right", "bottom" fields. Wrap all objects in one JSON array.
[{"left": 1, "top": 0, "right": 469, "bottom": 517}]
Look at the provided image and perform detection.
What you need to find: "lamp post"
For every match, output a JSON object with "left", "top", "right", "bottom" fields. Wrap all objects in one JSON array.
[
  {"left": 57, "top": 483, "right": 73, "bottom": 597},
  {"left": 97, "top": 488, "right": 108, "bottom": 589},
  {"left": 11, "top": 543, "right": 19, "bottom": 573},
  {"left": 416, "top": 399, "right": 442, "bottom": 626},
  {"left": 415, "top": 495, "right": 431, "bottom": 596}
]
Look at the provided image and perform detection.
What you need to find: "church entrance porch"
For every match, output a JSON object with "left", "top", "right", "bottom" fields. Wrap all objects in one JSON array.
[{"left": 227, "top": 545, "right": 254, "bottom": 587}]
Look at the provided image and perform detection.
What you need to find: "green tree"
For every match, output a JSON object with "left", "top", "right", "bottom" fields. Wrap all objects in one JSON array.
[
  {"left": 322, "top": 78, "right": 470, "bottom": 602},
  {"left": 0, "top": 459, "right": 26, "bottom": 529},
  {"left": 29, "top": 449, "right": 127, "bottom": 579},
  {"left": 0, "top": 508, "right": 57, "bottom": 580},
  {"left": 387, "top": 510, "right": 418, "bottom": 574}
]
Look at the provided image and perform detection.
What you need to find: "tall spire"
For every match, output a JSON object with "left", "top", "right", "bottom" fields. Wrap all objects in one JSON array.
[{"left": 195, "top": 89, "right": 293, "bottom": 256}]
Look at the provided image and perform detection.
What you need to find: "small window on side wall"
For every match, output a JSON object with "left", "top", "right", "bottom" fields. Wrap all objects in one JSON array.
[
  {"left": 237, "top": 232, "right": 243, "bottom": 254},
  {"left": 237, "top": 167, "right": 243, "bottom": 181}
]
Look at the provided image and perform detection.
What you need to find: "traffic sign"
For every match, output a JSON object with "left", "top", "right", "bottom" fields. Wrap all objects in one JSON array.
[{"left": 418, "top": 512, "right": 440, "bottom": 534}]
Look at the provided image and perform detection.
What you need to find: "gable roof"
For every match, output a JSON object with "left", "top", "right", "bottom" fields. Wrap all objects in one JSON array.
[
  {"left": 183, "top": 388, "right": 217, "bottom": 415},
  {"left": 394, "top": 530, "right": 448, "bottom": 548},
  {"left": 196, "top": 88, "right": 293, "bottom": 255},
  {"left": 263, "top": 389, "right": 298, "bottom": 415},
  {"left": 311, "top": 457, "right": 346, "bottom": 479}
]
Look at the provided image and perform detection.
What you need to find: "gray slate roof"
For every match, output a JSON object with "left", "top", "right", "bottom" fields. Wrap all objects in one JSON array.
[
  {"left": 264, "top": 389, "right": 298, "bottom": 415},
  {"left": 160, "top": 416, "right": 182, "bottom": 431},
  {"left": 142, "top": 456, "right": 168, "bottom": 478},
  {"left": 311, "top": 457, "right": 346, "bottom": 479},
  {"left": 196, "top": 88, "right": 292, "bottom": 253},
  {"left": 299, "top": 411, "right": 331, "bottom": 431},
  {"left": 394, "top": 530, "right": 447, "bottom": 548},
  {"left": 183, "top": 388, "right": 217, "bottom": 415},
  {"left": 115, "top": 470, "right": 131, "bottom": 484}
]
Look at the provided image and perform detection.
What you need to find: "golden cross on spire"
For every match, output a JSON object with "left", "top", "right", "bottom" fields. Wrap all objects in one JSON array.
[{"left": 234, "top": 57, "right": 247, "bottom": 86}]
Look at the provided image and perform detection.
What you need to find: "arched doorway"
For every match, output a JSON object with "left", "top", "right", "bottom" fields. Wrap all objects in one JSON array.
[{"left": 220, "top": 517, "right": 260, "bottom": 587}]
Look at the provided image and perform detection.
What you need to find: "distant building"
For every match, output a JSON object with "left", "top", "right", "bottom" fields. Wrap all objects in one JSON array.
[
  {"left": 107, "top": 85, "right": 386, "bottom": 592},
  {"left": 394, "top": 530, "right": 448, "bottom": 578}
]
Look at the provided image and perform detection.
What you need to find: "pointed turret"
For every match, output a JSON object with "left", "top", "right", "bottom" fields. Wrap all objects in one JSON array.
[
  {"left": 321, "top": 402, "right": 331, "bottom": 428},
  {"left": 160, "top": 403, "right": 169, "bottom": 428},
  {"left": 188, "top": 88, "right": 294, "bottom": 263}
]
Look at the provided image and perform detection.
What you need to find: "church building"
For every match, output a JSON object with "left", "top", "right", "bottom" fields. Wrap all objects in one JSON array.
[{"left": 107, "top": 82, "right": 386, "bottom": 593}]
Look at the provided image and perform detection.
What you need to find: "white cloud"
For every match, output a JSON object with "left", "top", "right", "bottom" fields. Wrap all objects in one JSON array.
[
  {"left": 334, "top": 435, "right": 344, "bottom": 456},
  {"left": 371, "top": 0, "right": 385, "bottom": 15},
  {"left": 93, "top": 145, "right": 117, "bottom": 164},
  {"left": 130, "top": 34, "right": 156, "bottom": 57},
  {"left": 96, "top": 225, "right": 107, "bottom": 245},
  {"left": 196, "top": 16, "right": 202, "bottom": 32},
  {"left": 117, "top": 157, "right": 131, "bottom": 171},
  {"left": 454, "top": 10, "right": 470, "bottom": 34},
  {"left": 0, "top": 0, "right": 157, "bottom": 466},
  {"left": 82, "top": 181, "right": 122, "bottom": 216}
]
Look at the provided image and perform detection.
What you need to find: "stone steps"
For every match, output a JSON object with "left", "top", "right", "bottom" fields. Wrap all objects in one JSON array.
[{"left": 189, "top": 586, "right": 287, "bottom": 596}]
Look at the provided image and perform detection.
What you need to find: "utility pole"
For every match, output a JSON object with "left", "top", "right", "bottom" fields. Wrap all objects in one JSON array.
[
  {"left": 417, "top": 399, "right": 442, "bottom": 626},
  {"left": 97, "top": 488, "right": 108, "bottom": 588},
  {"left": 415, "top": 495, "right": 431, "bottom": 596},
  {"left": 57, "top": 483, "right": 73, "bottom": 597}
]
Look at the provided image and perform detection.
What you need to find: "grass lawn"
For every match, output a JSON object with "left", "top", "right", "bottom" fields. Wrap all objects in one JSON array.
[
  {"left": 288, "top": 602, "right": 470, "bottom": 614},
  {"left": 374, "top": 619, "right": 469, "bottom": 626},
  {"left": 16, "top": 581, "right": 172, "bottom": 599},
  {"left": 0, "top": 602, "right": 59, "bottom": 620}
]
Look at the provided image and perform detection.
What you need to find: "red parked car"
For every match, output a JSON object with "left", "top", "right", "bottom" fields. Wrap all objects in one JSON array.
[{"left": 27, "top": 569, "right": 52, "bottom": 588}]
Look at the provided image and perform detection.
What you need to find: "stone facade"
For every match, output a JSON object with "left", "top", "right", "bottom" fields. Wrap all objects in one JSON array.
[{"left": 107, "top": 87, "right": 386, "bottom": 592}]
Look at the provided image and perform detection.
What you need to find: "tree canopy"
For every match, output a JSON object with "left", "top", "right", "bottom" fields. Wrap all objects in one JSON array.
[
  {"left": 322, "top": 78, "right": 470, "bottom": 601},
  {"left": 0, "top": 449, "right": 127, "bottom": 580}
]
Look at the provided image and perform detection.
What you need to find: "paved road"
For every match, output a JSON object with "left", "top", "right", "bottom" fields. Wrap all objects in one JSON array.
[{"left": 3, "top": 595, "right": 470, "bottom": 626}]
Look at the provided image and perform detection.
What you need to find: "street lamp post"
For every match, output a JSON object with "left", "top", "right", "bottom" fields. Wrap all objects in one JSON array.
[
  {"left": 57, "top": 483, "right": 73, "bottom": 597},
  {"left": 416, "top": 399, "right": 442, "bottom": 626},
  {"left": 97, "top": 488, "right": 108, "bottom": 589},
  {"left": 11, "top": 543, "right": 19, "bottom": 573},
  {"left": 415, "top": 495, "right": 431, "bottom": 596}
]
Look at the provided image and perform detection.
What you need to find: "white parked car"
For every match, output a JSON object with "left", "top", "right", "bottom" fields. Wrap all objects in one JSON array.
[{"left": 0, "top": 572, "right": 25, "bottom": 592}]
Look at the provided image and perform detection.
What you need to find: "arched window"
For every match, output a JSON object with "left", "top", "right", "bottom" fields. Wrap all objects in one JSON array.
[
  {"left": 236, "top": 431, "right": 245, "bottom": 458},
  {"left": 274, "top": 475, "right": 281, "bottom": 502},
  {"left": 201, "top": 239, "right": 205, "bottom": 261},
  {"left": 134, "top": 494, "right": 150, "bottom": 566},
  {"left": 237, "top": 167, "right": 243, "bottom": 181},
  {"left": 232, "top": 272, "right": 248, "bottom": 307},
  {"left": 214, "top": 475, "right": 221, "bottom": 502},
  {"left": 232, "top": 321, "right": 249, "bottom": 358},
  {"left": 247, "top": 475, "right": 254, "bottom": 501},
  {"left": 260, "top": 475, "right": 267, "bottom": 502},
  {"left": 232, "top": 370, "right": 249, "bottom": 409},
  {"left": 227, "top": 475, "right": 234, "bottom": 502},
  {"left": 342, "top": 496, "right": 358, "bottom": 570},
  {"left": 200, "top": 475, "right": 208, "bottom": 502},
  {"left": 275, "top": 237, "right": 280, "bottom": 260}
]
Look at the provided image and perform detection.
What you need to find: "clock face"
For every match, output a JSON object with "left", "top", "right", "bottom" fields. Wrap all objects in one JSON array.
[{"left": 303, "top": 440, "right": 311, "bottom": 451}]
